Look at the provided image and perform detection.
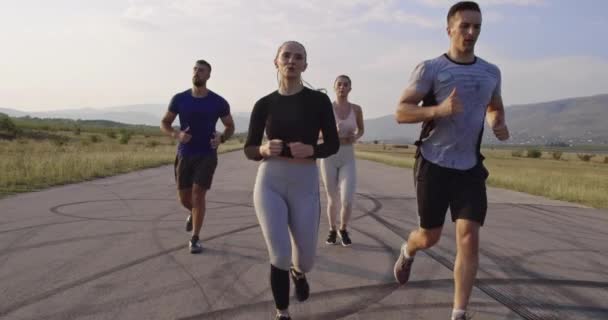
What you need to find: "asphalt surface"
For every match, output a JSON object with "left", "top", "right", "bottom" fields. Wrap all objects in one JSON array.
[{"left": 1, "top": 151, "right": 607, "bottom": 320}]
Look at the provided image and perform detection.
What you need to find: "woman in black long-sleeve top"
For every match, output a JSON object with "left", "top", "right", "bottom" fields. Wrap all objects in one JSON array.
[{"left": 244, "top": 40, "right": 339, "bottom": 320}]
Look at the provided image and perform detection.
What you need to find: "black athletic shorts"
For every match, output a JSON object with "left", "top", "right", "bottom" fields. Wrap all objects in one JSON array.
[
  {"left": 414, "top": 155, "right": 489, "bottom": 229},
  {"left": 174, "top": 153, "right": 218, "bottom": 190}
]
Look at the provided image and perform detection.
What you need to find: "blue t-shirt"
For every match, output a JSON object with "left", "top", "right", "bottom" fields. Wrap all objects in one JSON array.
[{"left": 168, "top": 89, "right": 230, "bottom": 157}]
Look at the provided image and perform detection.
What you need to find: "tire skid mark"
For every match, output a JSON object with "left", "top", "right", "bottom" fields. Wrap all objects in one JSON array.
[{"left": 0, "top": 224, "right": 259, "bottom": 318}]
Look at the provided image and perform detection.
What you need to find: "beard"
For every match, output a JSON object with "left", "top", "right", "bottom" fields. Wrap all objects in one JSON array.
[{"left": 192, "top": 77, "right": 205, "bottom": 87}]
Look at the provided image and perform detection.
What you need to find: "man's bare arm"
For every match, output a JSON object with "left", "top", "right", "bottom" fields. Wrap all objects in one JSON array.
[
  {"left": 486, "top": 94, "right": 509, "bottom": 141},
  {"left": 160, "top": 111, "right": 178, "bottom": 138},
  {"left": 395, "top": 87, "right": 463, "bottom": 124},
  {"left": 219, "top": 114, "right": 235, "bottom": 142}
]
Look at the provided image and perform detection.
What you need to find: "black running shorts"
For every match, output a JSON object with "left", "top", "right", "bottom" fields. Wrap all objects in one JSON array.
[
  {"left": 174, "top": 153, "right": 218, "bottom": 190},
  {"left": 413, "top": 155, "right": 488, "bottom": 229}
]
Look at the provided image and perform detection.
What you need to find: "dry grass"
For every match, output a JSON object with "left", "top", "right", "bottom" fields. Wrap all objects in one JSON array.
[
  {"left": 355, "top": 144, "right": 608, "bottom": 209},
  {"left": 0, "top": 132, "right": 242, "bottom": 196}
]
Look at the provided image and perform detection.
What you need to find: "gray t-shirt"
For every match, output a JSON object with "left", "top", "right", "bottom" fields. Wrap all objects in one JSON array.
[{"left": 407, "top": 54, "right": 501, "bottom": 170}]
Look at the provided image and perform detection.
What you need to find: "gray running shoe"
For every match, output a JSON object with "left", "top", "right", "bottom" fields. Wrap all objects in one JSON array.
[{"left": 394, "top": 243, "right": 414, "bottom": 285}]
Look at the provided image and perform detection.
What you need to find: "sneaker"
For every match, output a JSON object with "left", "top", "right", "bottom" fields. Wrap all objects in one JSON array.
[
  {"left": 338, "top": 229, "right": 352, "bottom": 247},
  {"left": 452, "top": 312, "right": 474, "bottom": 320},
  {"left": 393, "top": 243, "right": 414, "bottom": 285},
  {"left": 185, "top": 214, "right": 193, "bottom": 232},
  {"left": 275, "top": 315, "right": 291, "bottom": 320},
  {"left": 326, "top": 230, "right": 338, "bottom": 245},
  {"left": 189, "top": 238, "right": 202, "bottom": 254},
  {"left": 290, "top": 267, "right": 310, "bottom": 302}
]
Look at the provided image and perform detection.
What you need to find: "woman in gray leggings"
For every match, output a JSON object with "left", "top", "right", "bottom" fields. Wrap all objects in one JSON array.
[
  {"left": 244, "top": 41, "right": 339, "bottom": 320},
  {"left": 320, "top": 75, "right": 365, "bottom": 247}
]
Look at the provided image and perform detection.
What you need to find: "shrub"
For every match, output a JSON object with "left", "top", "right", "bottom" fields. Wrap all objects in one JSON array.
[
  {"left": 0, "top": 115, "right": 19, "bottom": 138},
  {"left": 551, "top": 151, "right": 563, "bottom": 160},
  {"left": 90, "top": 135, "right": 101, "bottom": 143},
  {"left": 511, "top": 150, "right": 523, "bottom": 157},
  {"left": 51, "top": 136, "right": 68, "bottom": 146},
  {"left": 107, "top": 131, "right": 117, "bottom": 139},
  {"left": 577, "top": 154, "right": 595, "bottom": 162},
  {"left": 119, "top": 133, "right": 131, "bottom": 144},
  {"left": 526, "top": 149, "right": 542, "bottom": 158},
  {"left": 145, "top": 140, "right": 159, "bottom": 148}
]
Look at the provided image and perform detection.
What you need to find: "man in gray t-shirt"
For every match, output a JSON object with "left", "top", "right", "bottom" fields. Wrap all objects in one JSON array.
[{"left": 392, "top": 2, "right": 509, "bottom": 320}]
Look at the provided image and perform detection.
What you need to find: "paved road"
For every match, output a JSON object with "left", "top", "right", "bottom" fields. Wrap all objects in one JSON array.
[{"left": 1, "top": 151, "right": 607, "bottom": 320}]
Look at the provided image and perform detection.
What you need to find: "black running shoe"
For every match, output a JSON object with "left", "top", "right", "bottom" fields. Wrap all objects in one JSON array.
[
  {"left": 338, "top": 229, "right": 352, "bottom": 247},
  {"left": 186, "top": 214, "right": 193, "bottom": 232},
  {"left": 326, "top": 230, "right": 338, "bottom": 245},
  {"left": 189, "top": 238, "right": 202, "bottom": 254},
  {"left": 290, "top": 267, "right": 310, "bottom": 302}
]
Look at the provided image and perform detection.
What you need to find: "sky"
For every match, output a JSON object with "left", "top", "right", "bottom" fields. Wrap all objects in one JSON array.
[{"left": 1, "top": 0, "right": 607, "bottom": 118}]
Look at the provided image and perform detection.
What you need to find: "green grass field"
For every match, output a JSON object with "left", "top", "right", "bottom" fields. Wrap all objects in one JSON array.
[
  {"left": 2, "top": 114, "right": 607, "bottom": 209},
  {"left": 356, "top": 144, "right": 608, "bottom": 209},
  {"left": 0, "top": 129, "right": 242, "bottom": 197}
]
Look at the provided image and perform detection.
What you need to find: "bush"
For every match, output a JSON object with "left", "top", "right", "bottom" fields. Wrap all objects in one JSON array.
[
  {"left": 577, "top": 154, "right": 595, "bottom": 162},
  {"left": 107, "top": 131, "right": 117, "bottom": 139},
  {"left": 526, "top": 149, "right": 542, "bottom": 158},
  {"left": 74, "top": 126, "right": 81, "bottom": 135},
  {"left": 551, "top": 151, "right": 563, "bottom": 160},
  {"left": 90, "top": 135, "right": 101, "bottom": 143},
  {"left": 119, "top": 133, "right": 131, "bottom": 144},
  {"left": 51, "top": 136, "right": 69, "bottom": 146},
  {"left": 145, "top": 140, "right": 159, "bottom": 148},
  {"left": 511, "top": 150, "right": 523, "bottom": 157},
  {"left": 604, "top": 156, "right": 608, "bottom": 164},
  {"left": 0, "top": 115, "right": 19, "bottom": 138}
]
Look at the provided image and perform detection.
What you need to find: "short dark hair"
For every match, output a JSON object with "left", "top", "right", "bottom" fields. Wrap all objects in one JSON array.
[
  {"left": 447, "top": 1, "right": 481, "bottom": 24},
  {"left": 195, "top": 59, "right": 211, "bottom": 71}
]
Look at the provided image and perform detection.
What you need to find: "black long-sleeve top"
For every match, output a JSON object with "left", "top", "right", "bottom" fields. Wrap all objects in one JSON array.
[{"left": 244, "top": 87, "right": 339, "bottom": 161}]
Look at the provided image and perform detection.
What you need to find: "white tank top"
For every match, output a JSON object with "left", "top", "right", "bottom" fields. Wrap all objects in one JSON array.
[{"left": 333, "top": 103, "right": 357, "bottom": 138}]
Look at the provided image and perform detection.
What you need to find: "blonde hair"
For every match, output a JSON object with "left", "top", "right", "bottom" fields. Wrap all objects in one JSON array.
[
  {"left": 274, "top": 41, "right": 326, "bottom": 93},
  {"left": 275, "top": 41, "right": 307, "bottom": 62},
  {"left": 275, "top": 41, "right": 306, "bottom": 89}
]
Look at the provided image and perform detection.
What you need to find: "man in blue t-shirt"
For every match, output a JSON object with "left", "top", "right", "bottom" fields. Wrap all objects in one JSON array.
[
  {"left": 393, "top": 2, "right": 509, "bottom": 320},
  {"left": 161, "top": 59, "right": 235, "bottom": 254}
]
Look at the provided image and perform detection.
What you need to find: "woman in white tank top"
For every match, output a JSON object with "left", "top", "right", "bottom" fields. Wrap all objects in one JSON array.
[{"left": 319, "top": 75, "right": 365, "bottom": 247}]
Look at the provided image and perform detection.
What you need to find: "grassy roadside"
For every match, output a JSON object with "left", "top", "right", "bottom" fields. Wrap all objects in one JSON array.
[
  {"left": 0, "top": 133, "right": 243, "bottom": 197},
  {"left": 356, "top": 148, "right": 608, "bottom": 209}
]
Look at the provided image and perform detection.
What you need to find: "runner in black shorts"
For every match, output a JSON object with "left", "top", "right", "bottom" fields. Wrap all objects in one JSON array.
[
  {"left": 161, "top": 59, "right": 235, "bottom": 254},
  {"left": 413, "top": 155, "right": 489, "bottom": 229},
  {"left": 392, "top": 2, "right": 510, "bottom": 320}
]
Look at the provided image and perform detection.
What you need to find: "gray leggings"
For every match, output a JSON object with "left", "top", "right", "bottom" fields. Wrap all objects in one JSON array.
[
  {"left": 253, "top": 158, "right": 321, "bottom": 272},
  {"left": 319, "top": 144, "right": 356, "bottom": 207}
]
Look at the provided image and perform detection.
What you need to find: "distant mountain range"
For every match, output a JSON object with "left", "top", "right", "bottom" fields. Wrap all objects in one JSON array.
[{"left": 2, "top": 93, "right": 607, "bottom": 145}]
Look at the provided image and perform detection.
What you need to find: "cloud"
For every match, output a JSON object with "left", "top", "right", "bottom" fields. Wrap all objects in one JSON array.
[
  {"left": 121, "top": 0, "right": 441, "bottom": 33},
  {"left": 419, "top": 0, "right": 546, "bottom": 7}
]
